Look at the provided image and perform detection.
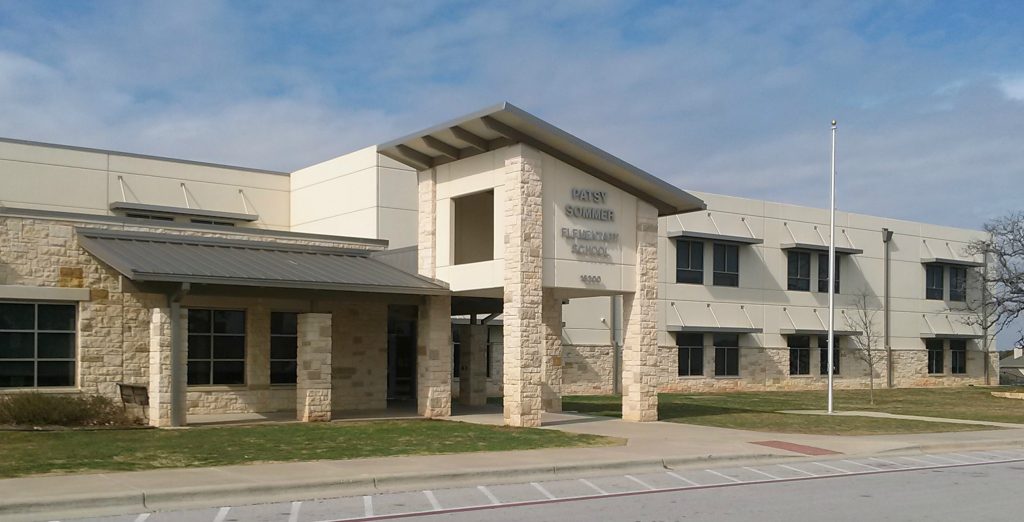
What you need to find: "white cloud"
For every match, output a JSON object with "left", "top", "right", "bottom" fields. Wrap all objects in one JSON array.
[{"left": 999, "top": 74, "right": 1024, "bottom": 101}]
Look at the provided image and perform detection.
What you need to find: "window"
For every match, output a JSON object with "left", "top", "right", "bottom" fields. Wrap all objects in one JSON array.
[
  {"left": 713, "top": 244, "right": 739, "bottom": 287},
  {"left": 452, "top": 326, "right": 461, "bottom": 379},
  {"left": 817, "top": 254, "right": 840, "bottom": 293},
  {"left": 677, "top": 333, "right": 704, "bottom": 377},
  {"left": 187, "top": 309, "right": 246, "bottom": 385},
  {"left": 926, "top": 339, "right": 944, "bottom": 374},
  {"left": 818, "top": 335, "right": 840, "bottom": 375},
  {"left": 788, "top": 335, "right": 811, "bottom": 375},
  {"left": 125, "top": 212, "right": 174, "bottom": 221},
  {"left": 453, "top": 190, "right": 494, "bottom": 265},
  {"left": 787, "top": 251, "right": 811, "bottom": 291},
  {"left": 0, "top": 302, "right": 76, "bottom": 387},
  {"left": 950, "top": 339, "right": 967, "bottom": 375},
  {"left": 949, "top": 267, "right": 967, "bottom": 302},
  {"left": 713, "top": 333, "right": 740, "bottom": 377},
  {"left": 676, "top": 240, "right": 704, "bottom": 284},
  {"left": 925, "top": 265, "right": 944, "bottom": 300},
  {"left": 191, "top": 219, "right": 235, "bottom": 227},
  {"left": 270, "top": 312, "right": 297, "bottom": 385}
]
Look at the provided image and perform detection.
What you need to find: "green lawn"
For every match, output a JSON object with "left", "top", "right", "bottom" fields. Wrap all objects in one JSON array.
[
  {"left": 564, "top": 387, "right": 1024, "bottom": 436},
  {"left": 0, "top": 419, "right": 618, "bottom": 478}
]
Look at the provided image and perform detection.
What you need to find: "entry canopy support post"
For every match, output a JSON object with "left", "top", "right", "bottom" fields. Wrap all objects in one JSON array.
[
  {"left": 417, "top": 294, "right": 453, "bottom": 418},
  {"left": 297, "top": 313, "right": 333, "bottom": 422},
  {"left": 542, "top": 290, "right": 564, "bottom": 413},
  {"left": 621, "top": 201, "right": 660, "bottom": 422}
]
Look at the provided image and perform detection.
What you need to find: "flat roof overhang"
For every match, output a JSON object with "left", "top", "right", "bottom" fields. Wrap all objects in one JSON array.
[
  {"left": 920, "top": 257, "right": 985, "bottom": 268},
  {"left": 668, "top": 230, "right": 763, "bottom": 244},
  {"left": 377, "top": 102, "right": 705, "bottom": 216},
  {"left": 920, "top": 332, "right": 985, "bottom": 340},
  {"left": 110, "top": 202, "right": 259, "bottom": 222},
  {"left": 780, "top": 242, "right": 863, "bottom": 255},
  {"left": 668, "top": 325, "right": 763, "bottom": 334}
]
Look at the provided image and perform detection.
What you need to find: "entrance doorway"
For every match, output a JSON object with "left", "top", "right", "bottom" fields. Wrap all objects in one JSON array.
[{"left": 387, "top": 305, "right": 417, "bottom": 401}]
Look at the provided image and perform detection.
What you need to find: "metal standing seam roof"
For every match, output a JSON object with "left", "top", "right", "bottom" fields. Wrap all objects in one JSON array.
[
  {"left": 76, "top": 229, "right": 449, "bottom": 295},
  {"left": 377, "top": 102, "right": 706, "bottom": 216}
]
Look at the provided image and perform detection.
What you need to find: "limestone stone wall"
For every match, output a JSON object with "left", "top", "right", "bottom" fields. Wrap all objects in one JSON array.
[
  {"left": 561, "top": 344, "right": 615, "bottom": 395},
  {"left": 331, "top": 302, "right": 388, "bottom": 411}
]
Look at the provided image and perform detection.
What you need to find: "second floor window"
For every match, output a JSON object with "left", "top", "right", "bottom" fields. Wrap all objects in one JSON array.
[
  {"left": 676, "top": 240, "right": 704, "bottom": 284},
  {"left": 818, "top": 254, "right": 840, "bottom": 293},
  {"left": 925, "top": 265, "right": 944, "bottom": 300},
  {"left": 713, "top": 244, "right": 739, "bottom": 287},
  {"left": 949, "top": 267, "right": 967, "bottom": 302},
  {"left": 787, "top": 251, "right": 811, "bottom": 291}
]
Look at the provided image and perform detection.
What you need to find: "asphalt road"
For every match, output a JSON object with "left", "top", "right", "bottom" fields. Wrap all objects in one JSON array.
[{"left": 68, "top": 450, "right": 1024, "bottom": 522}]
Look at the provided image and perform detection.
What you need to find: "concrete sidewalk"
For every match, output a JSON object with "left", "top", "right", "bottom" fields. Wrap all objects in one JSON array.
[
  {"left": 777, "top": 410, "right": 1024, "bottom": 429},
  {"left": 3, "top": 412, "right": 1024, "bottom": 521}
]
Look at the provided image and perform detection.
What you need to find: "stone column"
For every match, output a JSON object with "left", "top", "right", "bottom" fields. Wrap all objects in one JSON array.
[
  {"left": 417, "top": 294, "right": 452, "bottom": 417},
  {"left": 541, "top": 290, "right": 563, "bottom": 413},
  {"left": 456, "top": 323, "right": 488, "bottom": 407},
  {"left": 148, "top": 306, "right": 185, "bottom": 427},
  {"left": 418, "top": 168, "right": 438, "bottom": 279},
  {"left": 503, "top": 144, "right": 545, "bottom": 428},
  {"left": 621, "top": 201, "right": 660, "bottom": 422},
  {"left": 297, "top": 313, "right": 333, "bottom": 422}
]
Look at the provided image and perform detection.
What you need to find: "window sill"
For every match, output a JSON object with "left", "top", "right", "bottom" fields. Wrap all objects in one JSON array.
[
  {"left": 0, "top": 387, "right": 82, "bottom": 394},
  {"left": 186, "top": 385, "right": 249, "bottom": 392},
  {"left": 926, "top": 373, "right": 947, "bottom": 377},
  {"left": 713, "top": 375, "right": 741, "bottom": 379},
  {"left": 270, "top": 384, "right": 297, "bottom": 389},
  {"left": 675, "top": 375, "right": 707, "bottom": 379},
  {"left": 788, "top": 374, "right": 814, "bottom": 378}
]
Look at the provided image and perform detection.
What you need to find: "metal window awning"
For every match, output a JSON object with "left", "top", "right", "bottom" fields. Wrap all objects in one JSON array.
[
  {"left": 668, "top": 230, "right": 763, "bottom": 245},
  {"left": 77, "top": 229, "right": 450, "bottom": 295},
  {"left": 666, "top": 302, "right": 762, "bottom": 334},
  {"left": 377, "top": 102, "right": 705, "bottom": 216},
  {"left": 780, "top": 242, "right": 863, "bottom": 255},
  {"left": 920, "top": 257, "right": 985, "bottom": 268},
  {"left": 920, "top": 314, "right": 985, "bottom": 340},
  {"left": 780, "top": 306, "right": 861, "bottom": 337},
  {"left": 110, "top": 202, "right": 259, "bottom": 222}
]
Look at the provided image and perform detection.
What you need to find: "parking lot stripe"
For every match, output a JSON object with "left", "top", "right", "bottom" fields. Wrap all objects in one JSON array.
[
  {"left": 531, "top": 482, "right": 557, "bottom": 500},
  {"left": 666, "top": 471, "right": 700, "bottom": 486},
  {"left": 212, "top": 507, "right": 231, "bottom": 522},
  {"left": 704, "top": 469, "right": 743, "bottom": 483},
  {"left": 811, "top": 462, "right": 851, "bottom": 474},
  {"left": 924, "top": 454, "right": 965, "bottom": 464},
  {"left": 625, "top": 475, "right": 656, "bottom": 490},
  {"left": 950, "top": 452, "right": 985, "bottom": 462},
  {"left": 363, "top": 495, "right": 374, "bottom": 517},
  {"left": 842, "top": 459, "right": 881, "bottom": 471},
  {"left": 423, "top": 490, "right": 442, "bottom": 511},
  {"left": 896, "top": 456, "right": 939, "bottom": 466},
  {"left": 477, "top": 485, "right": 501, "bottom": 505},
  {"left": 134, "top": 514, "right": 151, "bottom": 522},
  {"left": 778, "top": 464, "right": 817, "bottom": 477},
  {"left": 868, "top": 457, "right": 909, "bottom": 468},
  {"left": 743, "top": 467, "right": 781, "bottom": 480},
  {"left": 579, "top": 478, "right": 608, "bottom": 494}
]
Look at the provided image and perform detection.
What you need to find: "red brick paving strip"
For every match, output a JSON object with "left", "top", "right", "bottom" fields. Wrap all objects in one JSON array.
[{"left": 750, "top": 440, "right": 843, "bottom": 455}]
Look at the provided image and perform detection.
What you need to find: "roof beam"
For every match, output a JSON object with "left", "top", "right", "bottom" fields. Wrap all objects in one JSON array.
[
  {"left": 422, "top": 135, "right": 461, "bottom": 160},
  {"left": 393, "top": 145, "right": 434, "bottom": 170},
  {"left": 481, "top": 115, "right": 676, "bottom": 212},
  {"left": 450, "top": 125, "right": 489, "bottom": 152}
]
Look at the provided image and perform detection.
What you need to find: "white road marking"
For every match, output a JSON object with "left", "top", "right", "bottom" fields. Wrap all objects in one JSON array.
[
  {"left": 530, "top": 481, "right": 557, "bottom": 500},
  {"left": 625, "top": 474, "right": 656, "bottom": 490},
  {"left": 988, "top": 450, "right": 1022, "bottom": 459},
  {"left": 743, "top": 466, "right": 782, "bottom": 480},
  {"left": 666, "top": 471, "right": 700, "bottom": 486},
  {"left": 423, "top": 490, "right": 442, "bottom": 511},
  {"left": 778, "top": 464, "right": 817, "bottom": 477},
  {"left": 704, "top": 469, "right": 743, "bottom": 483},
  {"left": 134, "top": 515, "right": 151, "bottom": 522},
  {"left": 868, "top": 457, "right": 910, "bottom": 468},
  {"left": 925, "top": 454, "right": 966, "bottom": 464},
  {"left": 212, "top": 507, "right": 231, "bottom": 522},
  {"left": 842, "top": 459, "right": 881, "bottom": 470},
  {"left": 288, "top": 501, "right": 301, "bottom": 522},
  {"left": 363, "top": 495, "right": 374, "bottom": 517},
  {"left": 477, "top": 485, "right": 501, "bottom": 505},
  {"left": 950, "top": 452, "right": 985, "bottom": 462},
  {"left": 896, "top": 455, "right": 939, "bottom": 466},
  {"left": 812, "top": 461, "right": 852, "bottom": 474},
  {"left": 579, "top": 478, "right": 609, "bottom": 494}
]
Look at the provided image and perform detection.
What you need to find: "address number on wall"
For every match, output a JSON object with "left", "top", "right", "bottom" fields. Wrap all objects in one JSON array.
[{"left": 580, "top": 274, "right": 602, "bottom": 284}]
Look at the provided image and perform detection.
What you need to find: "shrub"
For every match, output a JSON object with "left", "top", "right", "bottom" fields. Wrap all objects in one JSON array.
[{"left": 0, "top": 393, "right": 140, "bottom": 427}]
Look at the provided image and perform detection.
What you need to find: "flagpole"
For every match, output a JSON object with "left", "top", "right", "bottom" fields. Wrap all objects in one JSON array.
[{"left": 828, "top": 120, "right": 837, "bottom": 414}]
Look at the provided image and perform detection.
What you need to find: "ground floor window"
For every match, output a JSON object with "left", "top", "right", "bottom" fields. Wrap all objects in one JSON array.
[
  {"left": 788, "top": 335, "right": 811, "bottom": 375},
  {"left": 677, "top": 333, "right": 704, "bottom": 376},
  {"left": 0, "top": 302, "right": 76, "bottom": 387},
  {"left": 187, "top": 309, "right": 246, "bottom": 385},
  {"left": 818, "top": 335, "right": 840, "bottom": 375},
  {"left": 926, "top": 339, "right": 944, "bottom": 374},
  {"left": 713, "top": 333, "right": 739, "bottom": 376},
  {"left": 270, "top": 312, "right": 297, "bottom": 385},
  {"left": 950, "top": 339, "right": 967, "bottom": 375},
  {"left": 452, "top": 326, "right": 461, "bottom": 379}
]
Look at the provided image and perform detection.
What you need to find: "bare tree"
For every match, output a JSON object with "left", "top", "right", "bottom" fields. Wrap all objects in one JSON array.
[
  {"left": 965, "top": 212, "right": 1024, "bottom": 346},
  {"left": 843, "top": 291, "right": 885, "bottom": 405}
]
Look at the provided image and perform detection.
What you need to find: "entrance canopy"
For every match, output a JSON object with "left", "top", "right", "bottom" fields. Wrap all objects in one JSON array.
[
  {"left": 77, "top": 228, "right": 449, "bottom": 295},
  {"left": 377, "top": 102, "right": 704, "bottom": 216}
]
